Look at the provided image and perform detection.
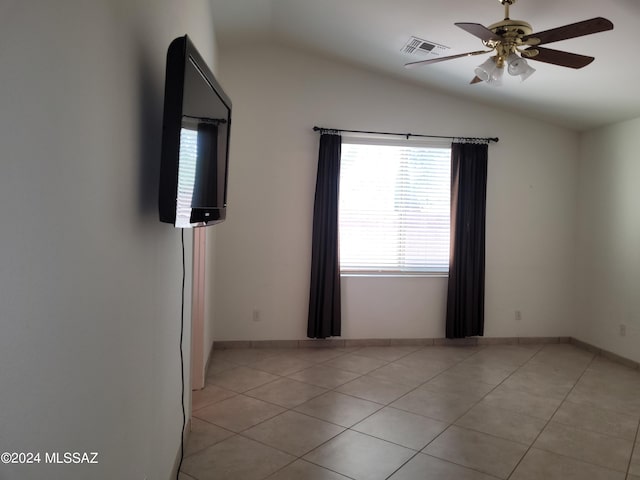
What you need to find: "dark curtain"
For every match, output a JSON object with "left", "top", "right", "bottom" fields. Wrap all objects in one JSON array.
[
  {"left": 308, "top": 134, "right": 342, "bottom": 338},
  {"left": 446, "top": 142, "right": 488, "bottom": 338}
]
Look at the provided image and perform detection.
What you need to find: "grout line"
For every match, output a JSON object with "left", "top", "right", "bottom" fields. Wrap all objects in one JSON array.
[
  {"left": 504, "top": 349, "right": 599, "bottom": 479},
  {"left": 626, "top": 418, "right": 640, "bottom": 478},
  {"left": 401, "top": 344, "right": 585, "bottom": 477},
  {"left": 404, "top": 345, "right": 547, "bottom": 472},
  {"left": 549, "top": 413, "right": 640, "bottom": 443},
  {"left": 262, "top": 349, "right": 435, "bottom": 470},
  {"left": 366, "top": 346, "right": 527, "bottom": 477},
  {"left": 416, "top": 454, "right": 505, "bottom": 480},
  {"left": 211, "top": 336, "right": 640, "bottom": 370},
  {"left": 296, "top": 457, "right": 358, "bottom": 480},
  {"left": 192, "top": 343, "right": 635, "bottom": 480},
  {"left": 382, "top": 450, "right": 423, "bottom": 480}
]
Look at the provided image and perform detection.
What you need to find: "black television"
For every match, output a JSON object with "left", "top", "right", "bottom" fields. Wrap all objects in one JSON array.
[{"left": 159, "top": 35, "right": 232, "bottom": 227}]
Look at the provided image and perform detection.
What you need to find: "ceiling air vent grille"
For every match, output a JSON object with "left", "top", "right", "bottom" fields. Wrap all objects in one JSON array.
[{"left": 401, "top": 36, "right": 449, "bottom": 59}]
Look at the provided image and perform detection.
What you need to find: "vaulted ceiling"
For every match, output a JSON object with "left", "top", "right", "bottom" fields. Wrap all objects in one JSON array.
[{"left": 210, "top": 0, "right": 640, "bottom": 131}]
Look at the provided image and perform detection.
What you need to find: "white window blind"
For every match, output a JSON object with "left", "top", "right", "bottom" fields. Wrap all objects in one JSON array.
[{"left": 339, "top": 140, "right": 451, "bottom": 274}]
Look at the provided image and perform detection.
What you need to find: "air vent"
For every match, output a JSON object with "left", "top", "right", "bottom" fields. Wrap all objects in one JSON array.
[{"left": 401, "top": 36, "right": 449, "bottom": 59}]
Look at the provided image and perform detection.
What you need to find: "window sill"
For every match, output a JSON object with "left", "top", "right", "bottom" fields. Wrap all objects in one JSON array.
[{"left": 340, "top": 272, "right": 449, "bottom": 278}]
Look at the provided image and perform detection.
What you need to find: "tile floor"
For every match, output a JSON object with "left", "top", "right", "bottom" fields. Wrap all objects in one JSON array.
[{"left": 180, "top": 343, "right": 640, "bottom": 480}]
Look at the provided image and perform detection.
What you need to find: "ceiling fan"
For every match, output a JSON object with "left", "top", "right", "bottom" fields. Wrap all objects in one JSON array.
[{"left": 405, "top": 0, "right": 614, "bottom": 85}]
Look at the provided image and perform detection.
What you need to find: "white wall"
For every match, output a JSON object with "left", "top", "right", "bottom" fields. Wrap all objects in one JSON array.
[
  {"left": 575, "top": 117, "right": 640, "bottom": 363},
  {"left": 213, "top": 43, "right": 580, "bottom": 341},
  {"left": 204, "top": 230, "right": 218, "bottom": 360},
  {"left": 0, "top": 2, "right": 217, "bottom": 479}
]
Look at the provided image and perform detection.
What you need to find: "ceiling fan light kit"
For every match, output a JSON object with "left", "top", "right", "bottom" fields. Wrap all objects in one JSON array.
[
  {"left": 474, "top": 57, "right": 501, "bottom": 85},
  {"left": 474, "top": 52, "right": 534, "bottom": 86},
  {"left": 404, "top": 0, "right": 613, "bottom": 86},
  {"left": 506, "top": 53, "right": 536, "bottom": 82}
]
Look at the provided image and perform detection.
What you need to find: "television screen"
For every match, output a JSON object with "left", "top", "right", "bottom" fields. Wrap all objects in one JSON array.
[{"left": 159, "top": 35, "right": 232, "bottom": 227}]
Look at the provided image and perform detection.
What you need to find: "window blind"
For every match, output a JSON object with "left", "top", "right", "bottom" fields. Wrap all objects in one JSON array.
[{"left": 339, "top": 141, "right": 451, "bottom": 274}]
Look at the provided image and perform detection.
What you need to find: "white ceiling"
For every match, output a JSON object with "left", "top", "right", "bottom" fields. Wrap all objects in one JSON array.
[{"left": 210, "top": 0, "right": 640, "bottom": 131}]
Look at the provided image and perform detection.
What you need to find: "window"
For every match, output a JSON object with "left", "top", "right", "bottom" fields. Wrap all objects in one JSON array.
[{"left": 339, "top": 139, "right": 451, "bottom": 274}]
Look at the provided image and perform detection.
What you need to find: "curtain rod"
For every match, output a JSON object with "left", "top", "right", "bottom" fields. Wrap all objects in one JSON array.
[{"left": 312, "top": 126, "right": 498, "bottom": 143}]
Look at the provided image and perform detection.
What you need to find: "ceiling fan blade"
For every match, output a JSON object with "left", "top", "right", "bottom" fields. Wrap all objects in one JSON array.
[
  {"left": 404, "top": 50, "right": 491, "bottom": 68},
  {"left": 522, "top": 17, "right": 613, "bottom": 46},
  {"left": 469, "top": 76, "right": 484, "bottom": 84},
  {"left": 524, "top": 47, "right": 594, "bottom": 69},
  {"left": 455, "top": 23, "right": 502, "bottom": 42}
]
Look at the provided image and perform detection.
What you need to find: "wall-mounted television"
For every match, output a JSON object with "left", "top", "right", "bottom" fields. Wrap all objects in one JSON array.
[{"left": 159, "top": 35, "right": 232, "bottom": 228}]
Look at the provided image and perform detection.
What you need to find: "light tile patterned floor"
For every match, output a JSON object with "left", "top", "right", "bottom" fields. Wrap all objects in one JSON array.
[{"left": 183, "top": 343, "right": 640, "bottom": 480}]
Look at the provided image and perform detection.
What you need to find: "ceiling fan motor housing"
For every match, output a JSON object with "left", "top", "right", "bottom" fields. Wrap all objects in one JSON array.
[
  {"left": 488, "top": 19, "right": 532, "bottom": 38},
  {"left": 484, "top": 19, "right": 534, "bottom": 65},
  {"left": 486, "top": 0, "right": 539, "bottom": 59}
]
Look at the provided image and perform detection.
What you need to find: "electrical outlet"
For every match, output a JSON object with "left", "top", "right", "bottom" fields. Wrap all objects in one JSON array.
[
  {"left": 514, "top": 310, "right": 522, "bottom": 321},
  {"left": 252, "top": 308, "right": 261, "bottom": 322},
  {"left": 619, "top": 324, "right": 626, "bottom": 336}
]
